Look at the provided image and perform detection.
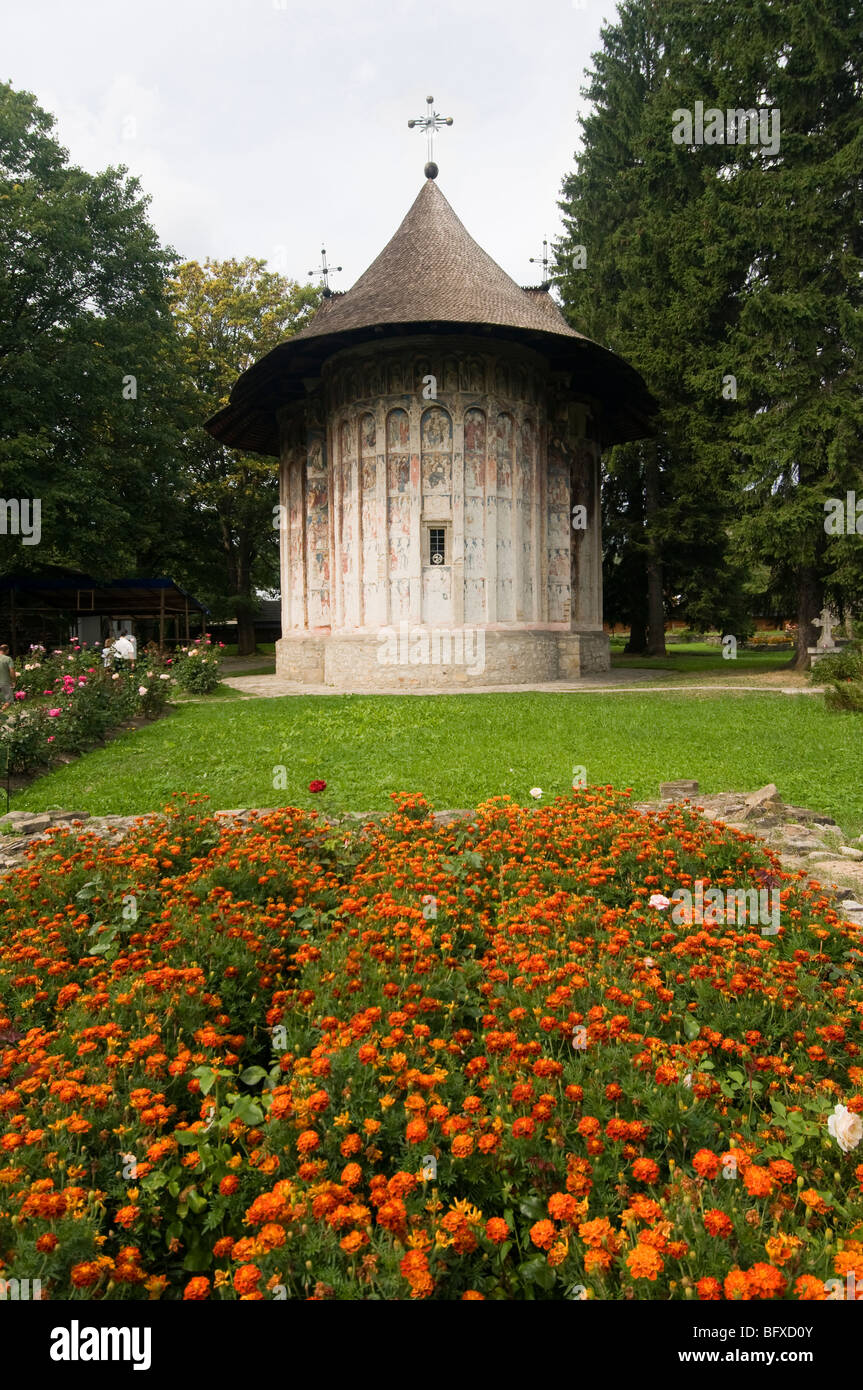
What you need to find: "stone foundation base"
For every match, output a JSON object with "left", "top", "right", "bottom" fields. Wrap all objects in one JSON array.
[{"left": 276, "top": 628, "right": 609, "bottom": 688}]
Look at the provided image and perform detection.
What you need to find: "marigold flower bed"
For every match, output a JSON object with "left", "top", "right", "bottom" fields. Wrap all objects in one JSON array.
[{"left": 1, "top": 789, "right": 862, "bottom": 1301}]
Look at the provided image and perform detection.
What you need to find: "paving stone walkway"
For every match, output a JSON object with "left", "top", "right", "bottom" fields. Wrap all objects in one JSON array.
[{"left": 220, "top": 671, "right": 823, "bottom": 699}]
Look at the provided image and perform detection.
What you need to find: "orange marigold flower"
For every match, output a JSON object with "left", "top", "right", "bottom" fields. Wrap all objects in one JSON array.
[
  {"left": 800, "top": 1188, "right": 831, "bottom": 1214},
  {"left": 233, "top": 1264, "right": 262, "bottom": 1296},
  {"left": 485, "top": 1217, "right": 510, "bottom": 1244},
  {"left": 724, "top": 1269, "right": 751, "bottom": 1301},
  {"left": 765, "top": 1233, "right": 801, "bottom": 1267},
  {"left": 579, "top": 1216, "right": 616, "bottom": 1250},
  {"left": 746, "top": 1263, "right": 786, "bottom": 1299},
  {"left": 529, "top": 1219, "right": 556, "bottom": 1251},
  {"left": 461, "top": 1289, "right": 485, "bottom": 1299},
  {"left": 406, "top": 1118, "right": 428, "bottom": 1144},
  {"left": 36, "top": 1233, "right": 59, "bottom": 1253},
  {"left": 584, "top": 1247, "right": 613, "bottom": 1275},
  {"left": 340, "top": 1230, "right": 369, "bottom": 1255},
  {"left": 743, "top": 1166, "right": 774, "bottom": 1198},
  {"left": 399, "top": 1248, "right": 434, "bottom": 1299},
  {"left": 693, "top": 1148, "right": 720, "bottom": 1179},
  {"left": 341, "top": 1162, "right": 362, "bottom": 1187},
  {"left": 794, "top": 1275, "right": 827, "bottom": 1301},
  {"left": 219, "top": 1174, "right": 239, "bottom": 1195},
  {"left": 696, "top": 1277, "right": 723, "bottom": 1301},
  {"left": 631, "top": 1158, "right": 660, "bottom": 1184},
  {"left": 183, "top": 1277, "right": 210, "bottom": 1301},
  {"left": 213, "top": 1237, "right": 235, "bottom": 1259},
  {"left": 704, "top": 1210, "right": 733, "bottom": 1238},
  {"left": 296, "top": 1130, "right": 320, "bottom": 1155},
  {"left": 451, "top": 1134, "right": 474, "bottom": 1158},
  {"left": 548, "top": 1192, "right": 578, "bottom": 1223},
  {"left": 626, "top": 1242, "right": 664, "bottom": 1280},
  {"left": 512, "top": 1117, "right": 535, "bottom": 1140},
  {"left": 768, "top": 1159, "right": 796, "bottom": 1186},
  {"left": 114, "top": 1205, "right": 140, "bottom": 1228},
  {"left": 258, "top": 1223, "right": 286, "bottom": 1250}
]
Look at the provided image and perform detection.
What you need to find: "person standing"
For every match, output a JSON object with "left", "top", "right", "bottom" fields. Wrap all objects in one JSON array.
[
  {"left": 0, "top": 644, "right": 18, "bottom": 707},
  {"left": 113, "top": 631, "right": 135, "bottom": 670}
]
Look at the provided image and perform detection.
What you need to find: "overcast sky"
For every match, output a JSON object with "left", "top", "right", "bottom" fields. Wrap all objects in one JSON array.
[{"left": 5, "top": 0, "right": 616, "bottom": 292}]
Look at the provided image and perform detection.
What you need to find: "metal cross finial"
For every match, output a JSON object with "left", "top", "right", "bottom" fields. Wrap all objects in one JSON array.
[
  {"left": 407, "top": 95, "right": 453, "bottom": 178},
  {"left": 529, "top": 237, "right": 552, "bottom": 283},
  {"left": 308, "top": 247, "right": 341, "bottom": 296}
]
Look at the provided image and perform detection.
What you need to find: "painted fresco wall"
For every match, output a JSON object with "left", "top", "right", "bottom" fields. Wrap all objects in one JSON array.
[{"left": 278, "top": 342, "right": 604, "bottom": 638}]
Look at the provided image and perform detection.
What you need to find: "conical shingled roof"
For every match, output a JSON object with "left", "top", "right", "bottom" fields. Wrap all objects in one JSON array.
[
  {"left": 205, "top": 178, "right": 656, "bottom": 455},
  {"left": 290, "top": 180, "right": 586, "bottom": 341}
]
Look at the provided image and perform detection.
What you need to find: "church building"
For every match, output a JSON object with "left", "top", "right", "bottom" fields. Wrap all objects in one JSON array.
[{"left": 206, "top": 163, "right": 654, "bottom": 687}]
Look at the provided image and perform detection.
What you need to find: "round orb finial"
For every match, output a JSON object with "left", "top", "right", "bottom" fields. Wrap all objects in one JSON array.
[{"left": 424, "top": 160, "right": 439, "bottom": 180}]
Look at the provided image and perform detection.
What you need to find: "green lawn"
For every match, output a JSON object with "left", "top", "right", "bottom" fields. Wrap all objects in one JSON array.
[
  {"left": 9, "top": 690, "right": 863, "bottom": 837},
  {"left": 609, "top": 639, "right": 795, "bottom": 676}
]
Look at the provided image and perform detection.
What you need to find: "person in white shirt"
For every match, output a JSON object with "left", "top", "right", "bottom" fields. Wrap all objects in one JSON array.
[
  {"left": 113, "top": 632, "right": 136, "bottom": 669},
  {"left": 101, "top": 637, "right": 116, "bottom": 669}
]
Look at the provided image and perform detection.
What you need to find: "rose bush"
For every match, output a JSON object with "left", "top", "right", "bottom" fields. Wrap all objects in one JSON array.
[
  {"left": 1, "top": 643, "right": 172, "bottom": 773},
  {"left": 170, "top": 637, "right": 223, "bottom": 695},
  {"left": 0, "top": 789, "right": 862, "bottom": 1301}
]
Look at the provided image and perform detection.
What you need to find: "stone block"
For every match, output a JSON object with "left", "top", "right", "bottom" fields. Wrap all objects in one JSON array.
[
  {"left": 12, "top": 816, "right": 51, "bottom": 835},
  {"left": 659, "top": 780, "right": 699, "bottom": 800}
]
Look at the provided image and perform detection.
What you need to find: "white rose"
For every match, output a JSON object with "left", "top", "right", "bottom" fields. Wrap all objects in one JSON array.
[
  {"left": 649, "top": 894, "right": 671, "bottom": 910},
  {"left": 529, "top": 787, "right": 542, "bottom": 799},
  {"left": 138, "top": 686, "right": 148, "bottom": 695},
  {"left": 827, "top": 1104, "right": 863, "bottom": 1154}
]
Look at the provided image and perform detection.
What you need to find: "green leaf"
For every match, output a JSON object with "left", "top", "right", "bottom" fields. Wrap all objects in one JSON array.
[
  {"left": 192, "top": 1066, "right": 219, "bottom": 1096},
  {"left": 683, "top": 1015, "right": 700, "bottom": 1040},
  {"left": 174, "top": 1129, "right": 202, "bottom": 1146},
  {"left": 240, "top": 1066, "right": 268, "bottom": 1086},
  {"left": 231, "top": 1097, "right": 264, "bottom": 1126}
]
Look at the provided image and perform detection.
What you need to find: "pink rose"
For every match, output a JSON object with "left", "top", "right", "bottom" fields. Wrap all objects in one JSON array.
[{"left": 47, "top": 708, "right": 62, "bottom": 717}]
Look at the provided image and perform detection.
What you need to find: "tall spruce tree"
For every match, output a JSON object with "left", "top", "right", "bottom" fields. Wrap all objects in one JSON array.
[
  {"left": 556, "top": 0, "right": 863, "bottom": 660},
  {"left": 724, "top": 0, "right": 863, "bottom": 666}
]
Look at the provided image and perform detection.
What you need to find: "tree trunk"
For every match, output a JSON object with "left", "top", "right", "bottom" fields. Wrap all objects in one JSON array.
[
  {"left": 233, "top": 542, "right": 258, "bottom": 658},
  {"left": 236, "top": 611, "right": 257, "bottom": 658},
  {"left": 644, "top": 445, "right": 667, "bottom": 656},
  {"left": 791, "top": 565, "right": 821, "bottom": 672},
  {"left": 625, "top": 618, "right": 648, "bottom": 654}
]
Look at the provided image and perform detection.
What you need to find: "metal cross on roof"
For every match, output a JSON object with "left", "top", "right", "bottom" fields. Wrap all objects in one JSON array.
[
  {"left": 308, "top": 247, "right": 342, "bottom": 296},
  {"left": 407, "top": 95, "right": 453, "bottom": 179},
  {"left": 529, "top": 237, "right": 552, "bottom": 284}
]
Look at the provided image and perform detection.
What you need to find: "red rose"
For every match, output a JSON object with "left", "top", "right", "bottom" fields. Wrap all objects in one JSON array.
[{"left": 308, "top": 780, "right": 327, "bottom": 793}]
